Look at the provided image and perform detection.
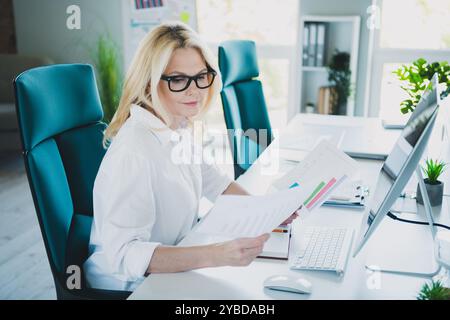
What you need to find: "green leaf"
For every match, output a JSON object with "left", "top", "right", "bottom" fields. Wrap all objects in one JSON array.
[
  {"left": 422, "top": 158, "right": 447, "bottom": 183},
  {"left": 393, "top": 58, "right": 450, "bottom": 115},
  {"left": 417, "top": 280, "right": 450, "bottom": 300}
]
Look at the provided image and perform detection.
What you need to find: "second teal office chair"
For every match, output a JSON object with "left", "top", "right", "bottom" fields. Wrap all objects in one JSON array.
[
  {"left": 218, "top": 40, "right": 273, "bottom": 179},
  {"left": 14, "top": 64, "right": 131, "bottom": 300}
]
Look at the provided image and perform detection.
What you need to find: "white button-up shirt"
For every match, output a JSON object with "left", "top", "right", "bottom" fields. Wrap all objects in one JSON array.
[{"left": 84, "top": 104, "right": 232, "bottom": 291}]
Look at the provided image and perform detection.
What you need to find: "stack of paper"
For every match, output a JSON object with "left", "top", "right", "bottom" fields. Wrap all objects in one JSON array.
[{"left": 323, "top": 179, "right": 368, "bottom": 209}]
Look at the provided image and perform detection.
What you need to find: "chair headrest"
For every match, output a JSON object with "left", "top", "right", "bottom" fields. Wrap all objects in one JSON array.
[
  {"left": 14, "top": 64, "right": 103, "bottom": 150},
  {"left": 219, "top": 40, "right": 259, "bottom": 87}
]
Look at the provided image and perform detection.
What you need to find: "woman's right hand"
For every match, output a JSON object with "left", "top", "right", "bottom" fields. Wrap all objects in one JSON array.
[{"left": 211, "top": 233, "right": 270, "bottom": 267}]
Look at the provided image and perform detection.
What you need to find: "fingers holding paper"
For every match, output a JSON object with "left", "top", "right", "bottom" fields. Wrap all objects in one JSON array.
[
  {"left": 214, "top": 233, "right": 270, "bottom": 267},
  {"left": 280, "top": 209, "right": 300, "bottom": 226}
]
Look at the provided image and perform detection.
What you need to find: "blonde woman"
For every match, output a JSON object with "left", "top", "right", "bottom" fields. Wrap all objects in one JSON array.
[{"left": 84, "top": 22, "right": 298, "bottom": 291}]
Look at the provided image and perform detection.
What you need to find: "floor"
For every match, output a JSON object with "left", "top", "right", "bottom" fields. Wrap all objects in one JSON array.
[{"left": 0, "top": 151, "right": 56, "bottom": 300}]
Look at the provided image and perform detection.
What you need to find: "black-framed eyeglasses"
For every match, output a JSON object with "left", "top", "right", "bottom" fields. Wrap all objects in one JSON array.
[{"left": 160, "top": 69, "right": 217, "bottom": 92}]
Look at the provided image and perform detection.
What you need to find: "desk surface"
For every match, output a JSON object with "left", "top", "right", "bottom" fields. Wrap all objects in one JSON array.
[
  {"left": 129, "top": 115, "right": 449, "bottom": 300},
  {"left": 279, "top": 114, "right": 402, "bottom": 160}
]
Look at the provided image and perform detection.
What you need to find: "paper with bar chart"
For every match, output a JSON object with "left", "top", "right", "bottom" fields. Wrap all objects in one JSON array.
[
  {"left": 272, "top": 140, "right": 360, "bottom": 213},
  {"left": 181, "top": 141, "right": 359, "bottom": 244}
]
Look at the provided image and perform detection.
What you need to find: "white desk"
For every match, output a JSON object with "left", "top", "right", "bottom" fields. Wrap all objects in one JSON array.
[
  {"left": 279, "top": 114, "right": 401, "bottom": 160},
  {"left": 129, "top": 114, "right": 449, "bottom": 300}
]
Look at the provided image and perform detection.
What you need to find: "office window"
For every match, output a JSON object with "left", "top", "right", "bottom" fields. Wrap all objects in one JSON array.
[
  {"left": 378, "top": 63, "right": 409, "bottom": 121},
  {"left": 196, "top": 0, "right": 298, "bottom": 132},
  {"left": 197, "top": 0, "right": 298, "bottom": 46},
  {"left": 380, "top": 0, "right": 450, "bottom": 50},
  {"left": 367, "top": 0, "right": 450, "bottom": 117}
]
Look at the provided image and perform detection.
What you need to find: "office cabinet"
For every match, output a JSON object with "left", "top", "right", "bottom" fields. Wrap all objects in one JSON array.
[{"left": 297, "top": 15, "right": 360, "bottom": 116}]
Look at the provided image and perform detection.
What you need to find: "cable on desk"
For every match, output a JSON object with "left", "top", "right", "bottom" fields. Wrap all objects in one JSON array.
[{"left": 387, "top": 211, "right": 450, "bottom": 230}]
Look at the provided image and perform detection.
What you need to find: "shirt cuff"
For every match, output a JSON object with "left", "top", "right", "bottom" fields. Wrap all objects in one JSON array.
[{"left": 122, "top": 241, "right": 161, "bottom": 280}]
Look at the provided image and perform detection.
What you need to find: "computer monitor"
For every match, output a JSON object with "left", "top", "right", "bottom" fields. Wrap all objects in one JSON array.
[
  {"left": 428, "top": 80, "right": 450, "bottom": 162},
  {"left": 353, "top": 74, "right": 440, "bottom": 257}
]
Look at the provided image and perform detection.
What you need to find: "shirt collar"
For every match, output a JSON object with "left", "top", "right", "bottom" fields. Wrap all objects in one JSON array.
[{"left": 129, "top": 104, "right": 183, "bottom": 146}]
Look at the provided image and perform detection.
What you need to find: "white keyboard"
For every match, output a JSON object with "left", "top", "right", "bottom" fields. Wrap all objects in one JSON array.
[{"left": 291, "top": 226, "right": 354, "bottom": 276}]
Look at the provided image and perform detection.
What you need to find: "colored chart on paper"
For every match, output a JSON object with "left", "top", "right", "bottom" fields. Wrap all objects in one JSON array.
[
  {"left": 303, "top": 176, "right": 345, "bottom": 210},
  {"left": 289, "top": 182, "right": 300, "bottom": 189}
]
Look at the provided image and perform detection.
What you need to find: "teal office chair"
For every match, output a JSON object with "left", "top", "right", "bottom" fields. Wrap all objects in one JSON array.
[
  {"left": 218, "top": 40, "right": 273, "bottom": 179},
  {"left": 14, "top": 64, "right": 131, "bottom": 300}
]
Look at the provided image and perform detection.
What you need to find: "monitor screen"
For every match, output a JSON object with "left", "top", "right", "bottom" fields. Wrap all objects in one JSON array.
[
  {"left": 368, "top": 87, "right": 438, "bottom": 222},
  {"left": 353, "top": 75, "right": 440, "bottom": 255},
  {"left": 427, "top": 81, "right": 450, "bottom": 160}
]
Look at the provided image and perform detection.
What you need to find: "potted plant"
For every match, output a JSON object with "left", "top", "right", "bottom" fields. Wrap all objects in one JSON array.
[
  {"left": 91, "top": 35, "right": 123, "bottom": 123},
  {"left": 416, "top": 158, "right": 446, "bottom": 207},
  {"left": 393, "top": 58, "right": 450, "bottom": 114},
  {"left": 327, "top": 50, "right": 351, "bottom": 115},
  {"left": 417, "top": 280, "right": 450, "bottom": 300}
]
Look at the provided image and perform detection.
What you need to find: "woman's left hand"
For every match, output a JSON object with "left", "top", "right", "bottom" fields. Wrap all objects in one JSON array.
[{"left": 280, "top": 209, "right": 300, "bottom": 225}]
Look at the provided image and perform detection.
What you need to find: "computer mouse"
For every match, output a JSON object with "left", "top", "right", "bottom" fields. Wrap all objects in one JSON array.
[{"left": 263, "top": 274, "right": 312, "bottom": 294}]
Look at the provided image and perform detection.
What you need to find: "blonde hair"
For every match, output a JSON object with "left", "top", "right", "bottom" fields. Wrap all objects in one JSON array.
[{"left": 103, "top": 21, "right": 222, "bottom": 147}]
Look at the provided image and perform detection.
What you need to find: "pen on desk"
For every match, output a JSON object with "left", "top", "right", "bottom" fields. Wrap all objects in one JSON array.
[{"left": 272, "top": 228, "right": 289, "bottom": 233}]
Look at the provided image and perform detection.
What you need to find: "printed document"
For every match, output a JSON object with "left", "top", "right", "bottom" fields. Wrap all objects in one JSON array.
[{"left": 182, "top": 141, "right": 359, "bottom": 245}]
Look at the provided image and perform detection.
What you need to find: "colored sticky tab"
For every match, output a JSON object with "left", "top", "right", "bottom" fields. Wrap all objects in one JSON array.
[
  {"left": 180, "top": 11, "right": 190, "bottom": 24},
  {"left": 289, "top": 182, "right": 299, "bottom": 189}
]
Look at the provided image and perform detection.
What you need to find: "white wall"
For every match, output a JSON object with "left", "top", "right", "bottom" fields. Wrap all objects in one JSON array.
[{"left": 13, "top": 0, "right": 124, "bottom": 68}]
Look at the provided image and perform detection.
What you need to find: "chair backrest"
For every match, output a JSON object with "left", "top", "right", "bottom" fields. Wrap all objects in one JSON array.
[
  {"left": 13, "top": 64, "right": 106, "bottom": 290},
  {"left": 218, "top": 40, "right": 273, "bottom": 179}
]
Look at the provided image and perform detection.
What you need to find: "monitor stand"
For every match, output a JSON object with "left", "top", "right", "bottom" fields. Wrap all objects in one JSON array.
[{"left": 365, "top": 168, "right": 442, "bottom": 277}]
